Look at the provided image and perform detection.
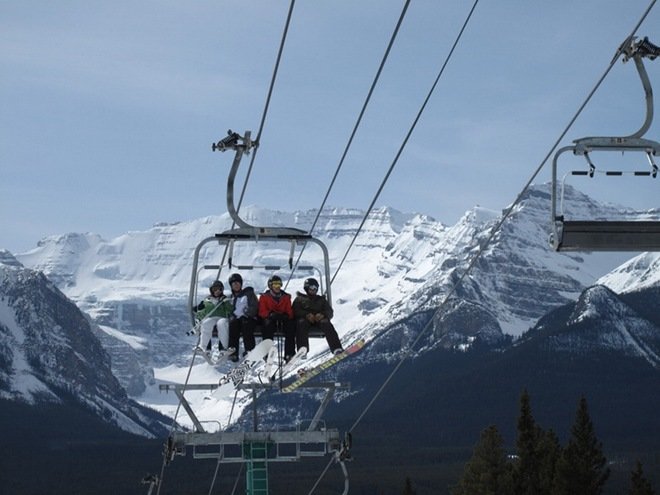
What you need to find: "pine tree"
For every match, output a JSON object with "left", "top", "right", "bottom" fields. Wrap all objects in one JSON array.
[
  {"left": 514, "top": 390, "right": 542, "bottom": 495},
  {"left": 536, "top": 428, "right": 562, "bottom": 494},
  {"left": 512, "top": 390, "right": 562, "bottom": 495},
  {"left": 629, "top": 460, "right": 655, "bottom": 495},
  {"left": 452, "top": 425, "right": 513, "bottom": 495},
  {"left": 553, "top": 396, "right": 610, "bottom": 495}
]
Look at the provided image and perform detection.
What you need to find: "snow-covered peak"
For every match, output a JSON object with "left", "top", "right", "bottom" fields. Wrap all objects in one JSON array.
[
  {"left": 598, "top": 252, "right": 660, "bottom": 294},
  {"left": 540, "top": 284, "right": 660, "bottom": 368}
]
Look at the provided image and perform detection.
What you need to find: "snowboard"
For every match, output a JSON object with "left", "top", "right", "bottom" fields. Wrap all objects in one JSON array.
[
  {"left": 281, "top": 339, "right": 365, "bottom": 393},
  {"left": 218, "top": 339, "right": 273, "bottom": 388}
]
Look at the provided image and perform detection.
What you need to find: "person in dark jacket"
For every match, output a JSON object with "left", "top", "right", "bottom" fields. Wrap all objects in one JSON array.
[
  {"left": 226, "top": 273, "right": 258, "bottom": 362},
  {"left": 258, "top": 274, "right": 297, "bottom": 360},
  {"left": 292, "top": 277, "right": 343, "bottom": 355}
]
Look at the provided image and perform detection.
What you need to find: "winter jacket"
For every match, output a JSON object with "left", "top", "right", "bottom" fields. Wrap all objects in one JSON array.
[
  {"left": 230, "top": 287, "right": 259, "bottom": 319},
  {"left": 195, "top": 295, "right": 233, "bottom": 320},
  {"left": 292, "top": 292, "right": 333, "bottom": 320},
  {"left": 258, "top": 290, "right": 293, "bottom": 320}
]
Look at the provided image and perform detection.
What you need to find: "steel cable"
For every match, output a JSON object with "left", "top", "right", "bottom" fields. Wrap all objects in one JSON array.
[
  {"left": 308, "top": 0, "right": 482, "bottom": 491},
  {"left": 331, "top": 0, "right": 480, "bottom": 284},
  {"left": 310, "top": 0, "right": 657, "bottom": 492},
  {"left": 284, "top": 0, "right": 411, "bottom": 291}
]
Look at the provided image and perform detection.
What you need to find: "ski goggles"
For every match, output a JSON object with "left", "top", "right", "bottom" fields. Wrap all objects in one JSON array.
[{"left": 271, "top": 281, "right": 283, "bottom": 287}]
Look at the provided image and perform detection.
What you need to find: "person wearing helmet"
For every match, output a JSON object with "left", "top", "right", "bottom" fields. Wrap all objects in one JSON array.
[
  {"left": 258, "top": 275, "right": 296, "bottom": 360},
  {"left": 193, "top": 280, "right": 233, "bottom": 356},
  {"left": 227, "top": 273, "right": 259, "bottom": 362},
  {"left": 292, "top": 278, "right": 343, "bottom": 355}
]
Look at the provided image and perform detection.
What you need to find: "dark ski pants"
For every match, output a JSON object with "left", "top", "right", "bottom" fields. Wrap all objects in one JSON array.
[
  {"left": 228, "top": 317, "right": 256, "bottom": 356},
  {"left": 262, "top": 317, "right": 297, "bottom": 358},
  {"left": 296, "top": 318, "right": 342, "bottom": 353}
]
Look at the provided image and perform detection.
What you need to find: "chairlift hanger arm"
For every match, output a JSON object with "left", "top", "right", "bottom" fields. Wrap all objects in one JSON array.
[{"left": 609, "top": 36, "right": 659, "bottom": 140}]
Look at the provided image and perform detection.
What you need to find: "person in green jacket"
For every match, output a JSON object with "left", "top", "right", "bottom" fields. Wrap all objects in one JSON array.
[{"left": 194, "top": 280, "right": 234, "bottom": 355}]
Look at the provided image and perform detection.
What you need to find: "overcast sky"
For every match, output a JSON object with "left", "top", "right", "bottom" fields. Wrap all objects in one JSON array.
[{"left": 2, "top": 0, "right": 659, "bottom": 254}]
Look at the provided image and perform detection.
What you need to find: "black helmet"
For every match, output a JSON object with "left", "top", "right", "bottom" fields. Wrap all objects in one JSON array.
[
  {"left": 304, "top": 277, "right": 319, "bottom": 292},
  {"left": 228, "top": 273, "right": 243, "bottom": 285},
  {"left": 209, "top": 280, "right": 224, "bottom": 294},
  {"left": 268, "top": 275, "right": 283, "bottom": 288}
]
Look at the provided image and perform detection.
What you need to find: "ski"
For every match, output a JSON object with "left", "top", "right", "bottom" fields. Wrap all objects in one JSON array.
[
  {"left": 278, "top": 346, "right": 308, "bottom": 377},
  {"left": 212, "top": 347, "right": 236, "bottom": 366},
  {"left": 281, "top": 339, "right": 365, "bottom": 393},
  {"left": 259, "top": 345, "right": 280, "bottom": 382},
  {"left": 218, "top": 339, "right": 273, "bottom": 388},
  {"left": 195, "top": 346, "right": 235, "bottom": 366}
]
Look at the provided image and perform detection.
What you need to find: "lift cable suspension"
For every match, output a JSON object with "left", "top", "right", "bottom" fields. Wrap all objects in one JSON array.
[
  {"left": 306, "top": 0, "right": 485, "bottom": 490},
  {"left": 284, "top": 0, "right": 411, "bottom": 291},
  {"left": 211, "top": 0, "right": 297, "bottom": 284},
  {"left": 330, "top": 0, "right": 480, "bottom": 285}
]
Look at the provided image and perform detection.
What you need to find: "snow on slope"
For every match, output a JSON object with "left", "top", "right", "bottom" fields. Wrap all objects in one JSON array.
[{"left": 0, "top": 297, "right": 56, "bottom": 402}]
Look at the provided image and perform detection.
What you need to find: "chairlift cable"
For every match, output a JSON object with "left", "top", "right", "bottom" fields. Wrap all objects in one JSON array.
[
  {"left": 311, "top": 0, "right": 657, "bottom": 492},
  {"left": 155, "top": 4, "right": 297, "bottom": 493},
  {"left": 216, "top": 0, "right": 297, "bottom": 282},
  {"left": 346, "top": 0, "right": 658, "bottom": 437},
  {"left": 306, "top": 455, "right": 335, "bottom": 495},
  {"left": 230, "top": 464, "right": 245, "bottom": 495},
  {"left": 321, "top": 1, "right": 658, "bottom": 491},
  {"left": 235, "top": 0, "right": 297, "bottom": 213},
  {"left": 285, "top": 0, "right": 411, "bottom": 290},
  {"left": 155, "top": 348, "right": 202, "bottom": 495},
  {"left": 330, "top": 0, "right": 480, "bottom": 285},
  {"left": 308, "top": 0, "right": 482, "bottom": 491}
]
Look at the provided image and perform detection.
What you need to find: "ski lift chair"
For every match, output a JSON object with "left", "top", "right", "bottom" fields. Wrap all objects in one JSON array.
[
  {"left": 550, "top": 36, "right": 660, "bottom": 251},
  {"left": 187, "top": 130, "right": 334, "bottom": 339}
]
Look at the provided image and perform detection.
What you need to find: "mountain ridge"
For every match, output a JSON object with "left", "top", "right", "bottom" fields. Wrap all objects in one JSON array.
[{"left": 9, "top": 183, "right": 657, "bottom": 429}]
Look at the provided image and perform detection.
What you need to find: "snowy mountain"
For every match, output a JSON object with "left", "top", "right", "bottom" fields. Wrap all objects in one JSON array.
[
  {"left": 12, "top": 183, "right": 655, "bottom": 429},
  {"left": 0, "top": 253, "right": 168, "bottom": 437},
  {"left": 527, "top": 284, "right": 660, "bottom": 367},
  {"left": 316, "top": 281, "right": 660, "bottom": 460}
]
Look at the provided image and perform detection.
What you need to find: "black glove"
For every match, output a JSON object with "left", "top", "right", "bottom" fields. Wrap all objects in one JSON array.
[{"left": 269, "top": 313, "right": 288, "bottom": 322}]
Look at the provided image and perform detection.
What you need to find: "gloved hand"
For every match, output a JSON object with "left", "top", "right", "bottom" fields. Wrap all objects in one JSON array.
[
  {"left": 306, "top": 313, "right": 316, "bottom": 323},
  {"left": 270, "top": 313, "right": 288, "bottom": 322}
]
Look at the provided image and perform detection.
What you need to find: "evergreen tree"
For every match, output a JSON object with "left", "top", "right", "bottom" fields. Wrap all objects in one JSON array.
[
  {"left": 514, "top": 389, "right": 542, "bottom": 495},
  {"left": 402, "top": 476, "right": 416, "bottom": 495},
  {"left": 629, "top": 460, "right": 655, "bottom": 495},
  {"left": 536, "top": 428, "right": 562, "bottom": 494},
  {"left": 513, "top": 390, "right": 562, "bottom": 495},
  {"left": 553, "top": 396, "right": 610, "bottom": 495},
  {"left": 452, "top": 425, "right": 513, "bottom": 495}
]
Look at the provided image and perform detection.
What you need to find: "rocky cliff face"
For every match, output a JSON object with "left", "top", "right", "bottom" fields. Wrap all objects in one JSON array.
[{"left": 0, "top": 258, "right": 168, "bottom": 437}]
